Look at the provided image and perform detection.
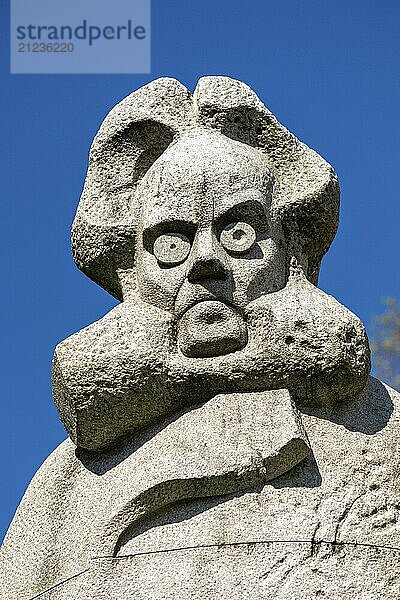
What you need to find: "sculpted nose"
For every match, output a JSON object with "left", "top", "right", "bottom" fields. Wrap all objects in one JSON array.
[{"left": 187, "top": 228, "right": 230, "bottom": 283}]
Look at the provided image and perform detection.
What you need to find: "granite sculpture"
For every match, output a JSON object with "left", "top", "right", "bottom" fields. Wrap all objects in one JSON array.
[{"left": 1, "top": 77, "right": 399, "bottom": 599}]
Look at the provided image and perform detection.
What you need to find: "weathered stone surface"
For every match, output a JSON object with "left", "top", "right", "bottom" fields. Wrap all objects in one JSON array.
[
  {"left": 33, "top": 541, "right": 400, "bottom": 599},
  {"left": 53, "top": 264, "right": 369, "bottom": 451},
  {"left": 2, "top": 378, "right": 400, "bottom": 598},
  {"left": 1, "top": 77, "right": 396, "bottom": 599},
  {"left": 77, "top": 544, "right": 400, "bottom": 599}
]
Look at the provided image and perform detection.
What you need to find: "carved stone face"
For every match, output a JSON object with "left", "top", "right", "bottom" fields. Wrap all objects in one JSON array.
[
  {"left": 135, "top": 130, "right": 287, "bottom": 358},
  {"left": 53, "top": 79, "right": 370, "bottom": 454}
]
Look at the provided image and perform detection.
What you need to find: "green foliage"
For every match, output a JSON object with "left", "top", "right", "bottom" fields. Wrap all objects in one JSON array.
[{"left": 371, "top": 297, "right": 400, "bottom": 390}]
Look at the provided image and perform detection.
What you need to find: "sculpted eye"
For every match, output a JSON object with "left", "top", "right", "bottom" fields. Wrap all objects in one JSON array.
[
  {"left": 220, "top": 222, "right": 256, "bottom": 254},
  {"left": 153, "top": 233, "right": 191, "bottom": 266}
]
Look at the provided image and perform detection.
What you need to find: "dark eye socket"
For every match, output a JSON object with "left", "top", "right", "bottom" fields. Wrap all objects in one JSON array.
[
  {"left": 219, "top": 222, "right": 256, "bottom": 254},
  {"left": 216, "top": 200, "right": 269, "bottom": 235},
  {"left": 153, "top": 232, "right": 191, "bottom": 266}
]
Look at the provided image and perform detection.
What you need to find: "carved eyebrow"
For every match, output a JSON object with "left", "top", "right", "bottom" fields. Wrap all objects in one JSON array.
[
  {"left": 215, "top": 198, "right": 269, "bottom": 232},
  {"left": 142, "top": 219, "right": 197, "bottom": 249}
]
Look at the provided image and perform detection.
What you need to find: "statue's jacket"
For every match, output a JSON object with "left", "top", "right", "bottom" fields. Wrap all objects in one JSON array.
[{"left": 1, "top": 377, "right": 400, "bottom": 599}]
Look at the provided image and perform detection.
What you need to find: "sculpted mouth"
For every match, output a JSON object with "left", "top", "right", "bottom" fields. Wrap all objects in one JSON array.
[
  {"left": 177, "top": 300, "right": 248, "bottom": 358},
  {"left": 176, "top": 295, "right": 238, "bottom": 320}
]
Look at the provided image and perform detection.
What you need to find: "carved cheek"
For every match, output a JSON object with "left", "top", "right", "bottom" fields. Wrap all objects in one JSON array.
[
  {"left": 230, "top": 239, "right": 287, "bottom": 306},
  {"left": 137, "top": 248, "right": 187, "bottom": 311}
]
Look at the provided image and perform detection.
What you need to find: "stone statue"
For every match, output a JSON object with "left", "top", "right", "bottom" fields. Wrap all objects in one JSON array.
[{"left": 1, "top": 77, "right": 399, "bottom": 599}]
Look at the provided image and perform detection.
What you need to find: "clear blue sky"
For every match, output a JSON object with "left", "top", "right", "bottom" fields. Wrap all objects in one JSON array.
[{"left": 1, "top": 0, "right": 399, "bottom": 542}]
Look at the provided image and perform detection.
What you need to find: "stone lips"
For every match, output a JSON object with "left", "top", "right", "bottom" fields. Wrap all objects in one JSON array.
[
  {"left": 177, "top": 300, "right": 248, "bottom": 358},
  {"left": 72, "top": 76, "right": 339, "bottom": 300}
]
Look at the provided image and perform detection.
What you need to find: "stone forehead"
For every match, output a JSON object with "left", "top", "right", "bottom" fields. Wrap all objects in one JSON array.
[
  {"left": 138, "top": 129, "right": 274, "bottom": 195},
  {"left": 156, "top": 129, "right": 271, "bottom": 170}
]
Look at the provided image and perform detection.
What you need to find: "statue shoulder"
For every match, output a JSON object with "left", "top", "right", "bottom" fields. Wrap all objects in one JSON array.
[{"left": 0, "top": 438, "right": 81, "bottom": 600}]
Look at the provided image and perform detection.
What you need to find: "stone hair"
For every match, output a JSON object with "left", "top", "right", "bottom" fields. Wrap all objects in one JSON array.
[{"left": 72, "top": 76, "right": 339, "bottom": 299}]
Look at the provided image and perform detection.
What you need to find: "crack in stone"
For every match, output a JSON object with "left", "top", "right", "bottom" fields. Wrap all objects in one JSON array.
[
  {"left": 97, "top": 538, "right": 400, "bottom": 560},
  {"left": 333, "top": 492, "right": 367, "bottom": 546},
  {"left": 310, "top": 519, "right": 322, "bottom": 556},
  {"left": 28, "top": 569, "right": 90, "bottom": 600},
  {"left": 28, "top": 539, "right": 400, "bottom": 600}
]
